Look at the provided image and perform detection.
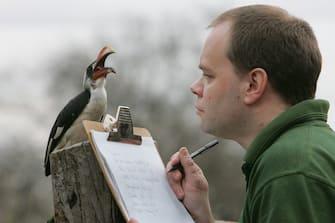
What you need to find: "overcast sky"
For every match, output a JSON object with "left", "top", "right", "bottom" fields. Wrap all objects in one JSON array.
[
  {"left": 1, "top": 0, "right": 335, "bottom": 132},
  {"left": 1, "top": 0, "right": 334, "bottom": 72}
]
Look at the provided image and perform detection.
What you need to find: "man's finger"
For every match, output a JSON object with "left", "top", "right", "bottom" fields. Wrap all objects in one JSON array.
[{"left": 166, "top": 151, "right": 181, "bottom": 170}]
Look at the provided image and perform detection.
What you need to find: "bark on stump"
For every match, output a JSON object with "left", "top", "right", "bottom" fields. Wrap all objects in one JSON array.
[{"left": 50, "top": 141, "right": 125, "bottom": 223}]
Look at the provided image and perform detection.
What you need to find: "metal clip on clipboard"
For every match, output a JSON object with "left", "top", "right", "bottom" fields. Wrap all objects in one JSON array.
[{"left": 105, "top": 106, "right": 142, "bottom": 145}]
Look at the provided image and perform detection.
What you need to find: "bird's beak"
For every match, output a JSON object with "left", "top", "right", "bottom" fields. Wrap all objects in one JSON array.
[
  {"left": 92, "top": 67, "right": 116, "bottom": 81},
  {"left": 92, "top": 46, "right": 116, "bottom": 80}
]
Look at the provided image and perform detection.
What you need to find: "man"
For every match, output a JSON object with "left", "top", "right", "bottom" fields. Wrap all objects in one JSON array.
[{"left": 129, "top": 4, "right": 335, "bottom": 223}]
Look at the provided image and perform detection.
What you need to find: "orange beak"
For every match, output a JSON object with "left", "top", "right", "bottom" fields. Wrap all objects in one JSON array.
[{"left": 92, "top": 46, "right": 116, "bottom": 80}]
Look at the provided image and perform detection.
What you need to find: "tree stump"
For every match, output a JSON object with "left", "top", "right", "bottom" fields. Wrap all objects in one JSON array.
[{"left": 50, "top": 141, "right": 126, "bottom": 223}]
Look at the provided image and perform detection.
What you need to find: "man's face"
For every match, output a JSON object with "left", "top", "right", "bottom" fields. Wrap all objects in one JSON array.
[{"left": 191, "top": 22, "right": 246, "bottom": 138}]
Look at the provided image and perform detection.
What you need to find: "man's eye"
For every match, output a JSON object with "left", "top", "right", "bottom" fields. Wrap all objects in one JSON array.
[{"left": 203, "top": 74, "right": 213, "bottom": 79}]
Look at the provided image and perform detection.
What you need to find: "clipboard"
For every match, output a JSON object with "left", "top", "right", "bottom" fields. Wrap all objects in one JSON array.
[
  {"left": 82, "top": 119, "right": 152, "bottom": 221},
  {"left": 82, "top": 107, "right": 194, "bottom": 223}
]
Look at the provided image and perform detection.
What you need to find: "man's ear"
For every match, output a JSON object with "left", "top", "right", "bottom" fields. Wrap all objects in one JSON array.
[{"left": 243, "top": 68, "right": 268, "bottom": 105}]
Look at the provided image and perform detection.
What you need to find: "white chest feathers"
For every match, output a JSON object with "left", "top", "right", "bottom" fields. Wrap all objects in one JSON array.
[{"left": 81, "top": 86, "right": 107, "bottom": 121}]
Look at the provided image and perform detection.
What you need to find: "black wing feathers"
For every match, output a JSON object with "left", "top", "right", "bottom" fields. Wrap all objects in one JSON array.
[{"left": 44, "top": 90, "right": 90, "bottom": 176}]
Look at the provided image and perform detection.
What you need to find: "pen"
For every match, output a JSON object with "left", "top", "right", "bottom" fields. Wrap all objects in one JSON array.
[{"left": 167, "top": 139, "right": 219, "bottom": 173}]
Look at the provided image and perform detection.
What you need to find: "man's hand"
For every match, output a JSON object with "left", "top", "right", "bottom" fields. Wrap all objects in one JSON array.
[{"left": 166, "top": 147, "right": 215, "bottom": 223}]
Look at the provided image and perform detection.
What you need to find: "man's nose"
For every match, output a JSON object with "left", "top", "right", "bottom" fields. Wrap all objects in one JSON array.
[{"left": 190, "top": 79, "right": 203, "bottom": 97}]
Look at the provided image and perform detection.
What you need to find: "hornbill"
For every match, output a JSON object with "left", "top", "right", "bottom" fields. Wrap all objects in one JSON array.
[{"left": 44, "top": 46, "right": 115, "bottom": 176}]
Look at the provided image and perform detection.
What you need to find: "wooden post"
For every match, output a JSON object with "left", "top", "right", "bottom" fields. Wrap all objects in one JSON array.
[{"left": 50, "top": 141, "right": 125, "bottom": 223}]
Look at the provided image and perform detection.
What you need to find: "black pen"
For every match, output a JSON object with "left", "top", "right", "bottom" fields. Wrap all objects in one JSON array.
[{"left": 167, "top": 139, "right": 219, "bottom": 173}]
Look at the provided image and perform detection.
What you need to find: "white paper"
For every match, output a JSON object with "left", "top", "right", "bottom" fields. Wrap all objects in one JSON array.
[{"left": 90, "top": 130, "right": 194, "bottom": 223}]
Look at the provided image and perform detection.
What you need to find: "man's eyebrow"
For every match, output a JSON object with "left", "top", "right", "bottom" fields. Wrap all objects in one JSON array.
[
  {"left": 199, "top": 64, "right": 212, "bottom": 72},
  {"left": 199, "top": 64, "right": 208, "bottom": 70}
]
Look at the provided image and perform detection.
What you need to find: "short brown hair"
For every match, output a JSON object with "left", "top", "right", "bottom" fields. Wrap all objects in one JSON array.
[{"left": 210, "top": 5, "right": 322, "bottom": 105}]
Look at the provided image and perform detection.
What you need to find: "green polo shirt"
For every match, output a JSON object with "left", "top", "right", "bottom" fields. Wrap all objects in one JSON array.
[{"left": 240, "top": 99, "right": 335, "bottom": 223}]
